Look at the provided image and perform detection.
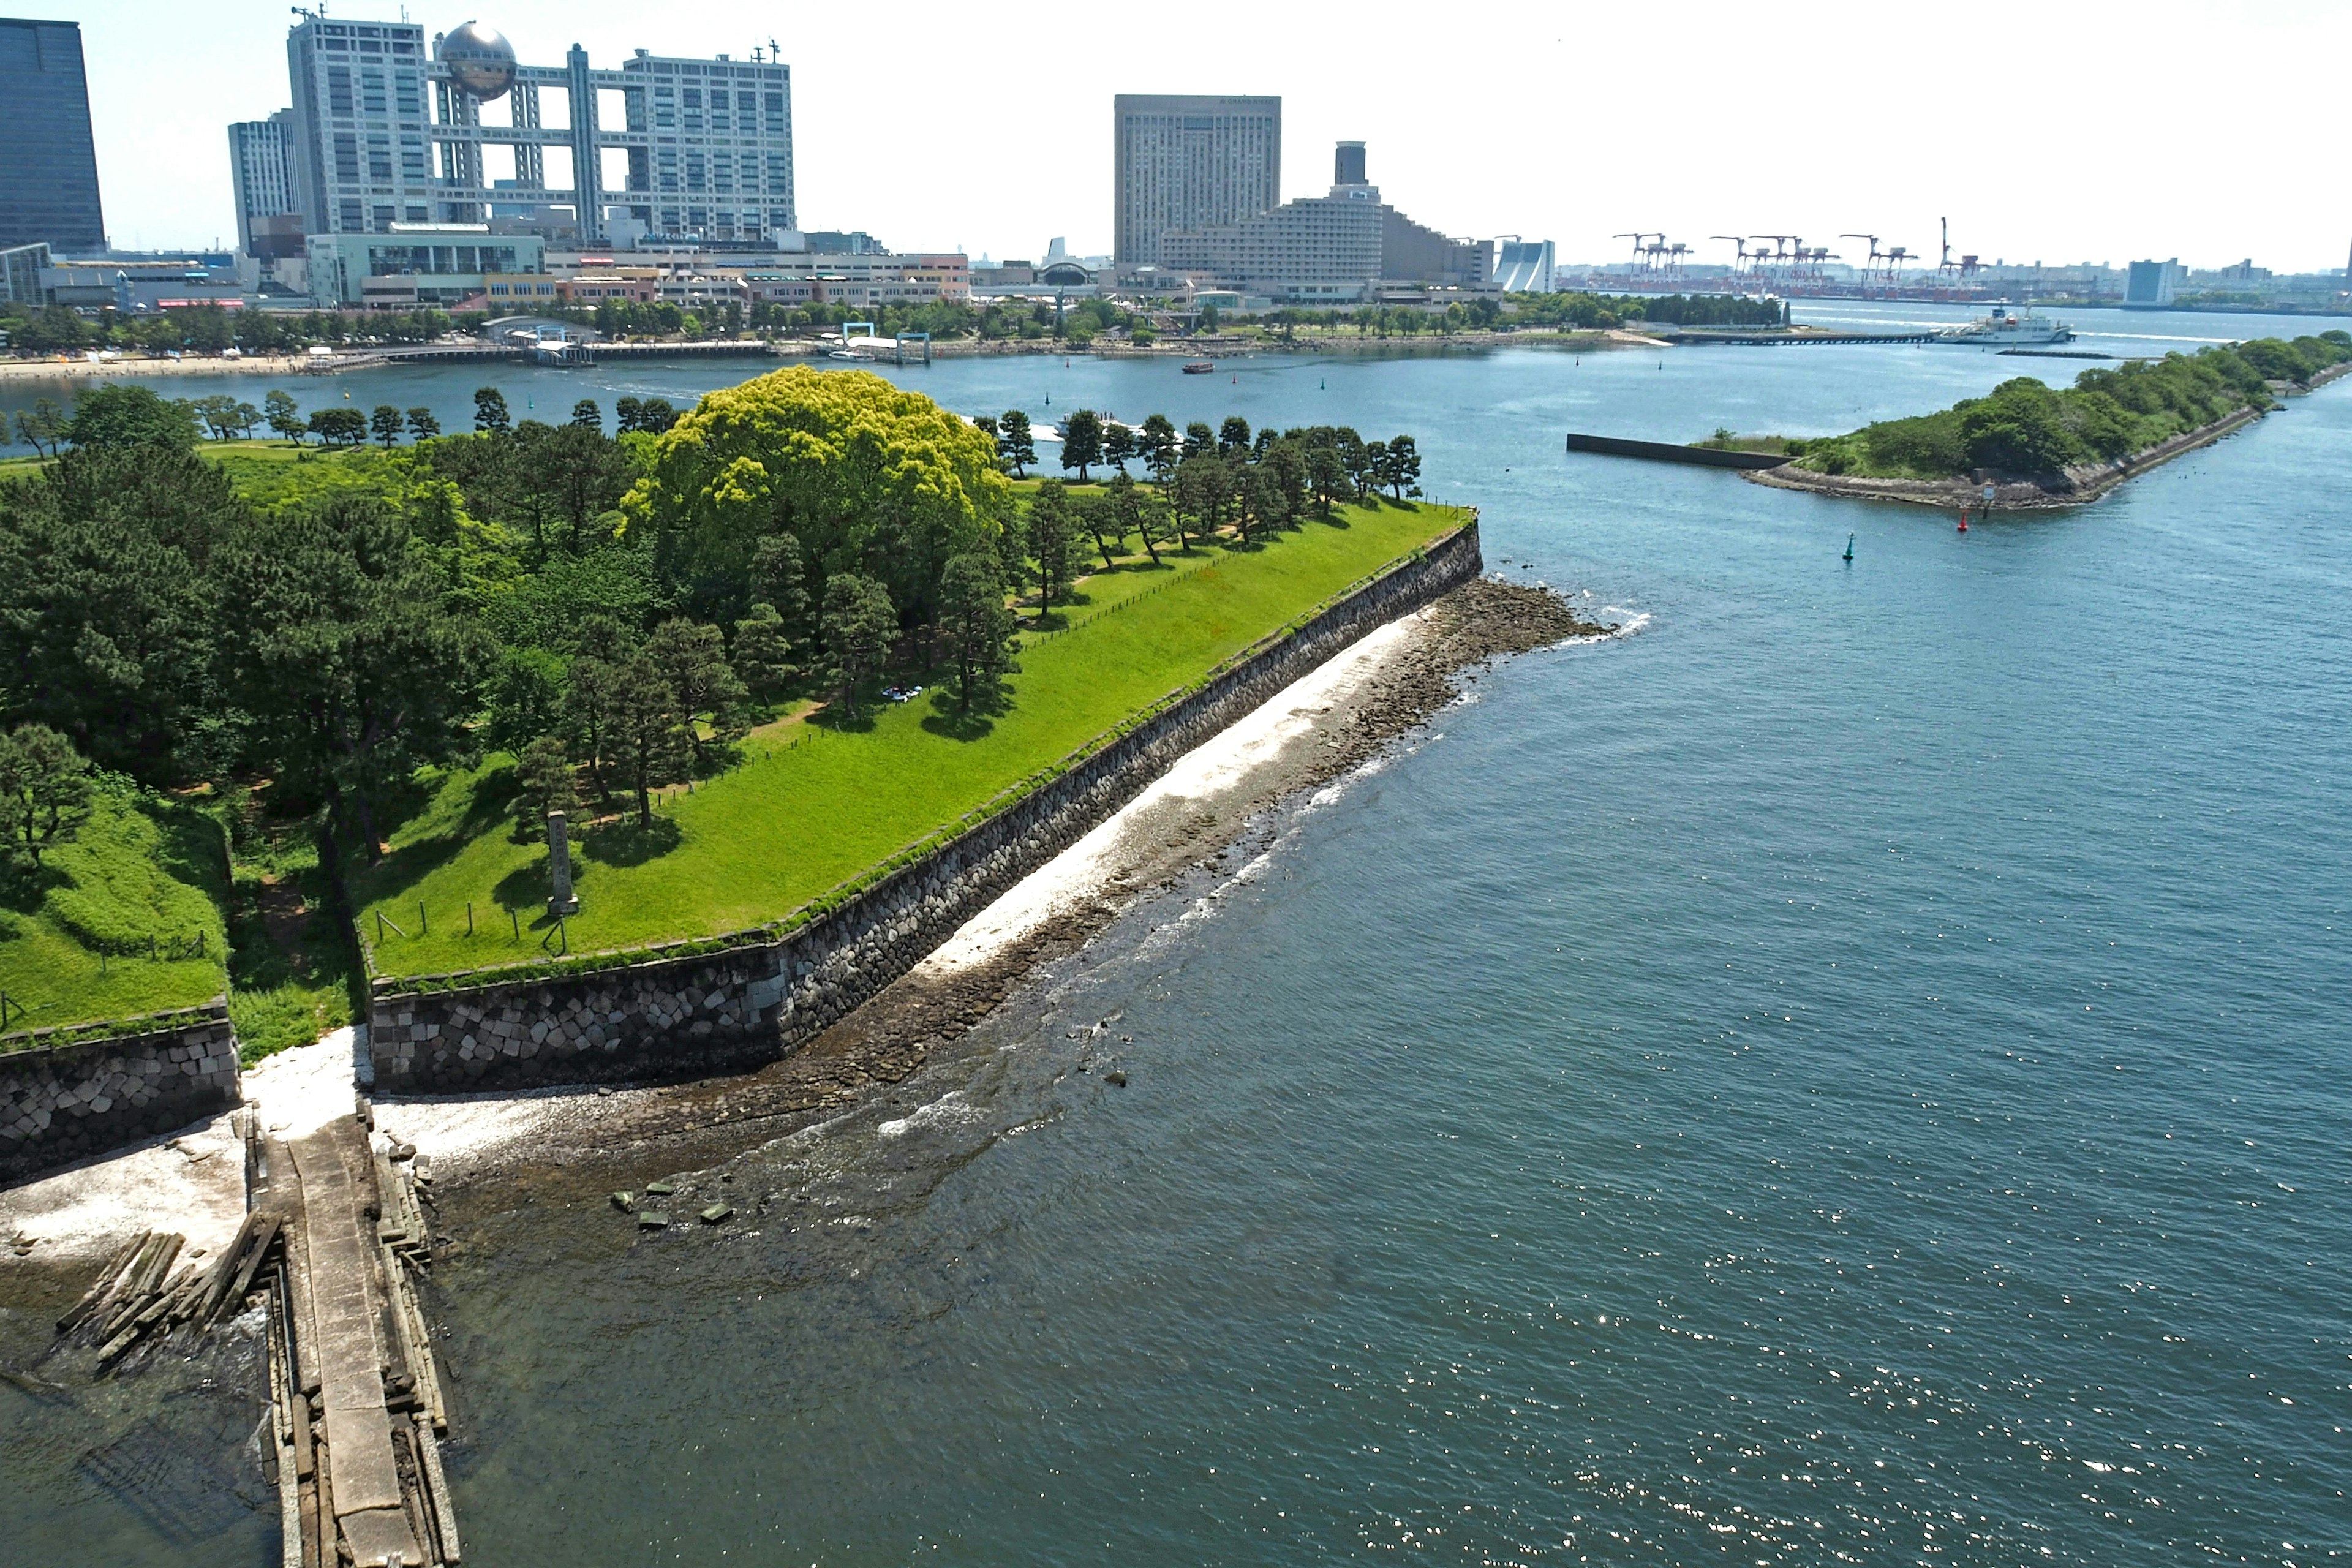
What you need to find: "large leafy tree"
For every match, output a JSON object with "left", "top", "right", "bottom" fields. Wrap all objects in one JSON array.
[
  {"left": 624, "top": 366, "right": 1011, "bottom": 637},
  {"left": 214, "top": 494, "right": 486, "bottom": 866}
]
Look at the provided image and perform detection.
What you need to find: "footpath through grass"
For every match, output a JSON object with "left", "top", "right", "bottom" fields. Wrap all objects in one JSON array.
[{"left": 360, "top": 500, "right": 1464, "bottom": 981}]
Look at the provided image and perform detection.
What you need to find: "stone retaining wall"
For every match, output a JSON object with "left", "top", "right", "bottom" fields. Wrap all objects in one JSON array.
[
  {"left": 0, "top": 1001, "right": 241, "bottom": 1183},
  {"left": 369, "top": 521, "right": 1484, "bottom": 1091}
]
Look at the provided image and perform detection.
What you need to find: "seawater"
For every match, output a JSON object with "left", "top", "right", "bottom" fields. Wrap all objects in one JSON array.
[{"left": 4, "top": 304, "right": 2348, "bottom": 1564}]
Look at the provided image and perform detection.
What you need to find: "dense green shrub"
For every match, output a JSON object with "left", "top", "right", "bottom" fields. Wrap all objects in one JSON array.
[{"left": 39, "top": 790, "right": 226, "bottom": 956}]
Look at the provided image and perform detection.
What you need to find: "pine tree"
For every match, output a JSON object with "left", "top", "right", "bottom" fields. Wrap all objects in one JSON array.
[
  {"left": 512, "top": 734, "right": 579, "bottom": 841},
  {"left": 938, "top": 551, "right": 1018, "bottom": 713}
]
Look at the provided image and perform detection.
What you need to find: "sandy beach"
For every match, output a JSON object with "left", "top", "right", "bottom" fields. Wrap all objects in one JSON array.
[{"left": 0, "top": 353, "right": 314, "bottom": 383}]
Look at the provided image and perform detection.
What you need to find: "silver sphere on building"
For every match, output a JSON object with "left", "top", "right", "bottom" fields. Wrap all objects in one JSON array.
[{"left": 437, "top": 21, "right": 516, "bottom": 99}]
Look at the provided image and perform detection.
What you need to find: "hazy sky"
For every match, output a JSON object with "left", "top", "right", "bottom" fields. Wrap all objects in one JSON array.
[{"left": 53, "top": 0, "right": 2352, "bottom": 274}]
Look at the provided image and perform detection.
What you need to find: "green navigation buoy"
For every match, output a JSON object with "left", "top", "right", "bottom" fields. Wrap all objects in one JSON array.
[{"left": 1842, "top": 533, "right": 1855, "bottom": 562}]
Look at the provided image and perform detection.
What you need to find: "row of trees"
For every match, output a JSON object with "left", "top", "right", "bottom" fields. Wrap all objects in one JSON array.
[
  {"left": 0, "top": 301, "right": 469, "bottom": 358},
  {"left": 1797, "top": 333, "right": 2352, "bottom": 480},
  {"left": 1, "top": 367, "right": 1428, "bottom": 893}
]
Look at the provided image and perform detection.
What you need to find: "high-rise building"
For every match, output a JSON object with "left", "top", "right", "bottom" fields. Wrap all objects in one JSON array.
[
  {"left": 1112, "top": 94, "right": 1280, "bottom": 269},
  {"left": 1159, "top": 142, "right": 1492, "bottom": 304},
  {"left": 0, "top": 17, "right": 105, "bottom": 251},
  {"left": 283, "top": 17, "right": 793, "bottom": 247},
  {"left": 228, "top": 111, "right": 300, "bottom": 255}
]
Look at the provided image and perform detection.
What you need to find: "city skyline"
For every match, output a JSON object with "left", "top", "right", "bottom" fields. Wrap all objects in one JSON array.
[{"left": 21, "top": 0, "right": 2352, "bottom": 274}]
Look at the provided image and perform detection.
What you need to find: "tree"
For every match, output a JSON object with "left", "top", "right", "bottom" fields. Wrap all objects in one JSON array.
[
  {"left": 1172, "top": 454, "right": 1226, "bottom": 545},
  {"left": 1335, "top": 426, "right": 1372, "bottom": 499},
  {"left": 1077, "top": 488, "right": 1127, "bottom": 571},
  {"left": 1102, "top": 420, "right": 1138, "bottom": 474},
  {"left": 14, "top": 397, "right": 71, "bottom": 456},
  {"left": 1181, "top": 421, "right": 1214, "bottom": 461},
  {"left": 483, "top": 647, "right": 568, "bottom": 756},
  {"left": 1107, "top": 470, "right": 1156, "bottom": 564},
  {"left": 614, "top": 396, "right": 644, "bottom": 434},
  {"left": 473, "top": 385, "right": 511, "bottom": 434},
  {"left": 1025, "top": 480, "right": 1080, "bottom": 619},
  {"left": 647, "top": 617, "right": 748, "bottom": 769},
  {"left": 370, "top": 404, "right": 406, "bottom": 447},
  {"left": 1217, "top": 415, "right": 1252, "bottom": 459},
  {"left": 1060, "top": 408, "right": 1104, "bottom": 481},
  {"left": 1376, "top": 434, "right": 1421, "bottom": 499},
  {"left": 565, "top": 654, "right": 619, "bottom": 804},
  {"left": 750, "top": 532, "right": 810, "bottom": 646},
  {"left": 570, "top": 398, "right": 603, "bottom": 431},
  {"left": 635, "top": 397, "right": 679, "bottom": 434},
  {"left": 517, "top": 420, "right": 634, "bottom": 553},
  {"left": 309, "top": 407, "right": 366, "bottom": 446},
  {"left": 819, "top": 571, "right": 895, "bottom": 718},
  {"left": 1305, "top": 442, "right": 1348, "bottom": 516},
  {"left": 231, "top": 401, "right": 263, "bottom": 439},
  {"left": 996, "top": 409, "right": 1037, "bottom": 477},
  {"left": 1136, "top": 487, "right": 1178, "bottom": 562},
  {"left": 1138, "top": 413, "right": 1178, "bottom": 484},
  {"left": 0, "top": 446, "right": 237, "bottom": 782},
  {"left": 265, "top": 389, "right": 305, "bottom": 445},
  {"left": 0, "top": 723, "right": 94, "bottom": 870},
  {"left": 627, "top": 366, "right": 1010, "bottom": 635},
  {"left": 606, "top": 655, "right": 687, "bottom": 829},
  {"left": 1262, "top": 440, "right": 1309, "bottom": 526},
  {"left": 66, "top": 384, "right": 202, "bottom": 450},
  {"left": 511, "top": 734, "right": 579, "bottom": 842},
  {"left": 214, "top": 494, "right": 484, "bottom": 865},
  {"left": 731, "top": 601, "right": 797, "bottom": 699},
  {"left": 191, "top": 393, "right": 243, "bottom": 442},
  {"left": 938, "top": 550, "right": 1018, "bottom": 713},
  {"left": 406, "top": 406, "right": 440, "bottom": 441}
]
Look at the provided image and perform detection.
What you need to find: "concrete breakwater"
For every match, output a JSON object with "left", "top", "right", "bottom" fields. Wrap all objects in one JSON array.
[
  {"left": 0, "top": 1001, "right": 240, "bottom": 1182},
  {"left": 368, "top": 521, "right": 1485, "bottom": 1092}
]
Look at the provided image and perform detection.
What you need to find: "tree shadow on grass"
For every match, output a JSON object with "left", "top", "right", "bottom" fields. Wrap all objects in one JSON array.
[
  {"left": 492, "top": 853, "right": 571, "bottom": 919},
  {"left": 581, "top": 815, "right": 681, "bottom": 867},
  {"left": 920, "top": 689, "right": 999, "bottom": 741}
]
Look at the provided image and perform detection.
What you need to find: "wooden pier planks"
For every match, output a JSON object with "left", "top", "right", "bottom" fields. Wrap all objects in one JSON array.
[{"left": 287, "top": 1126, "right": 420, "bottom": 1566}]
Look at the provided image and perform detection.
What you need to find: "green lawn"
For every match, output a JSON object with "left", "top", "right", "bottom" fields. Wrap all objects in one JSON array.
[
  {"left": 0, "top": 791, "right": 228, "bottom": 1040},
  {"left": 358, "top": 500, "right": 1464, "bottom": 980}
]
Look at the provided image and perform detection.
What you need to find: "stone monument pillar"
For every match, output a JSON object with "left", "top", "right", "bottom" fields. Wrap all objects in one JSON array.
[{"left": 546, "top": 810, "right": 581, "bottom": 917}]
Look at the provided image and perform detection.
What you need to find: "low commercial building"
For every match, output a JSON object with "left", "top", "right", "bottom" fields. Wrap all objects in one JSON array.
[{"left": 306, "top": 224, "right": 543, "bottom": 307}]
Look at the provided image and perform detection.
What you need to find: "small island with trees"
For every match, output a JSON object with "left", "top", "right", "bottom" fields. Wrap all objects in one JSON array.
[
  {"left": 0, "top": 366, "right": 1456, "bottom": 1054},
  {"left": 1723, "top": 333, "right": 2352, "bottom": 508}
]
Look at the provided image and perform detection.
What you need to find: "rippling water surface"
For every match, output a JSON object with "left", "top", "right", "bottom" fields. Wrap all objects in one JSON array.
[{"left": 6, "top": 303, "right": 2348, "bottom": 1564}]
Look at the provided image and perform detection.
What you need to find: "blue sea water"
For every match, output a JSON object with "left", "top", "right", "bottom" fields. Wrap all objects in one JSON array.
[{"left": 4, "top": 304, "right": 2347, "bottom": 1563}]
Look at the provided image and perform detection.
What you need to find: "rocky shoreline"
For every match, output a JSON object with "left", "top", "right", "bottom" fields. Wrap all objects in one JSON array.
[{"left": 380, "top": 575, "right": 1608, "bottom": 1188}]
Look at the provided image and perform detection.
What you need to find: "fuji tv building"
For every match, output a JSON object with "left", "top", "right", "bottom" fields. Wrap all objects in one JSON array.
[{"left": 285, "top": 15, "right": 794, "bottom": 247}]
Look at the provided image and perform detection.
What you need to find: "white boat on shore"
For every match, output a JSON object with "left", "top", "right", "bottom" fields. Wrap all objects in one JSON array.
[{"left": 1932, "top": 304, "right": 2076, "bottom": 346}]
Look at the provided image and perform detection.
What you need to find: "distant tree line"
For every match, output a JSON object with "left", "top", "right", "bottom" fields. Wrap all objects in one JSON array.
[{"left": 1793, "top": 333, "right": 2352, "bottom": 479}]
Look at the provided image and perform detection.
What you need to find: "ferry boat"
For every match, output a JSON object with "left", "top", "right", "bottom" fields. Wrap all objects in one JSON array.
[
  {"left": 1182, "top": 360, "right": 1216, "bottom": 374},
  {"left": 1931, "top": 303, "right": 2075, "bottom": 346}
]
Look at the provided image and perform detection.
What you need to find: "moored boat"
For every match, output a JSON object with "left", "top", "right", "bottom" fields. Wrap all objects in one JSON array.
[{"left": 1182, "top": 360, "right": 1215, "bottom": 374}]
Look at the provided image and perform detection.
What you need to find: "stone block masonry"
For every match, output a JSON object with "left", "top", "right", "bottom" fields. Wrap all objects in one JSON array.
[
  {"left": 0, "top": 1001, "right": 241, "bottom": 1183},
  {"left": 369, "top": 521, "right": 1486, "bottom": 1092}
]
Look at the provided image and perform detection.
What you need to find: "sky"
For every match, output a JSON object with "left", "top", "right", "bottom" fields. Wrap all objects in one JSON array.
[{"left": 51, "top": 0, "right": 2352, "bottom": 275}]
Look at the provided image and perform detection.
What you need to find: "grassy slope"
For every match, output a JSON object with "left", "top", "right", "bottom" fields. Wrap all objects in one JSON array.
[
  {"left": 0, "top": 793, "right": 228, "bottom": 1038},
  {"left": 359, "top": 500, "right": 1463, "bottom": 979}
]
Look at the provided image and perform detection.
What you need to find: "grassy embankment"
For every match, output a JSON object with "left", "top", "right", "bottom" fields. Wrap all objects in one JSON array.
[
  {"left": 1721, "top": 333, "right": 2351, "bottom": 481},
  {"left": 356, "top": 497, "right": 1465, "bottom": 981},
  {"left": 0, "top": 787, "right": 227, "bottom": 1038}
]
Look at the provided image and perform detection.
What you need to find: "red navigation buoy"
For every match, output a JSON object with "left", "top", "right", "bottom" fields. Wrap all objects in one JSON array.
[{"left": 1958, "top": 510, "right": 1969, "bottom": 532}]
